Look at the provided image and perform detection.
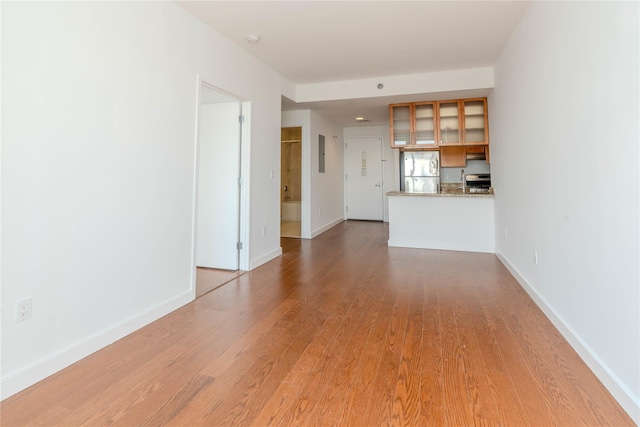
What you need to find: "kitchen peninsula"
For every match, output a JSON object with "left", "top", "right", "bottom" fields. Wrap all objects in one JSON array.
[
  {"left": 388, "top": 96, "right": 495, "bottom": 253},
  {"left": 387, "top": 190, "right": 495, "bottom": 253}
]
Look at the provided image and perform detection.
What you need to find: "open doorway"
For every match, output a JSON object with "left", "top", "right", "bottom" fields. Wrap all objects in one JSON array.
[
  {"left": 194, "top": 83, "right": 247, "bottom": 297},
  {"left": 281, "top": 127, "right": 302, "bottom": 238}
]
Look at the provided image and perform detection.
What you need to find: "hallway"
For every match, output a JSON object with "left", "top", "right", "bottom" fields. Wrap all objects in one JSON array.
[{"left": 1, "top": 221, "right": 633, "bottom": 426}]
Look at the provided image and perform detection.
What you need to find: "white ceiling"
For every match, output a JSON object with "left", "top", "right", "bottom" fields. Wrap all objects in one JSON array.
[{"left": 177, "top": 1, "right": 530, "bottom": 126}]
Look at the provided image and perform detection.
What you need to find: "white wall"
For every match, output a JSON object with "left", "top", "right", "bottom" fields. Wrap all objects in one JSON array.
[
  {"left": 344, "top": 126, "right": 399, "bottom": 222},
  {"left": 295, "top": 68, "right": 494, "bottom": 103},
  {"left": 489, "top": 1, "right": 639, "bottom": 421},
  {"left": 309, "top": 111, "right": 344, "bottom": 237},
  {"left": 1, "top": 1, "right": 283, "bottom": 398},
  {"left": 282, "top": 110, "right": 344, "bottom": 238}
]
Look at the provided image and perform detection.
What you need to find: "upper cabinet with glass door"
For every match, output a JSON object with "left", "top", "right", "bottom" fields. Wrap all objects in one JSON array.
[
  {"left": 390, "top": 104, "right": 412, "bottom": 147},
  {"left": 462, "top": 98, "right": 489, "bottom": 145},
  {"left": 414, "top": 102, "right": 437, "bottom": 146},
  {"left": 389, "top": 102, "right": 437, "bottom": 148},
  {"left": 436, "top": 101, "right": 461, "bottom": 145},
  {"left": 389, "top": 97, "right": 490, "bottom": 149}
]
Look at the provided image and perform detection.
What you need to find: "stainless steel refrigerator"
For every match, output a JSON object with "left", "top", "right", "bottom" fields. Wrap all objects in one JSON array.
[{"left": 400, "top": 151, "right": 440, "bottom": 194}]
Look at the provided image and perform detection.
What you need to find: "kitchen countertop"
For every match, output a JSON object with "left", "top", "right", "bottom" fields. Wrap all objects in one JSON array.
[
  {"left": 387, "top": 182, "right": 494, "bottom": 198},
  {"left": 386, "top": 190, "right": 494, "bottom": 198}
]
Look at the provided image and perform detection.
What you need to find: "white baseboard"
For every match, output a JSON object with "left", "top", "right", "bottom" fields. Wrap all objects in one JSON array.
[
  {"left": 388, "top": 239, "right": 495, "bottom": 254},
  {"left": 250, "top": 247, "right": 282, "bottom": 270},
  {"left": 311, "top": 218, "right": 344, "bottom": 238},
  {"left": 496, "top": 251, "right": 640, "bottom": 425},
  {"left": 0, "top": 290, "right": 194, "bottom": 401}
]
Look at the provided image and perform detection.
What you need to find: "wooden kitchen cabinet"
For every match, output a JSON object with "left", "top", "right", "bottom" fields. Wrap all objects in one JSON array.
[
  {"left": 440, "top": 146, "right": 489, "bottom": 167},
  {"left": 437, "top": 101, "right": 461, "bottom": 145},
  {"left": 390, "top": 97, "right": 489, "bottom": 149},
  {"left": 390, "top": 104, "right": 412, "bottom": 147},
  {"left": 389, "top": 102, "right": 437, "bottom": 148},
  {"left": 414, "top": 102, "right": 437, "bottom": 146},
  {"left": 440, "top": 146, "right": 466, "bottom": 167},
  {"left": 465, "top": 146, "right": 484, "bottom": 154},
  {"left": 462, "top": 98, "right": 489, "bottom": 145}
]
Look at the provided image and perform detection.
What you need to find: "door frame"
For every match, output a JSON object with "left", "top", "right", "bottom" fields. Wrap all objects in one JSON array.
[
  {"left": 280, "top": 126, "right": 303, "bottom": 238},
  {"left": 282, "top": 119, "right": 310, "bottom": 239},
  {"left": 190, "top": 75, "right": 251, "bottom": 298},
  {"left": 344, "top": 136, "right": 385, "bottom": 221}
]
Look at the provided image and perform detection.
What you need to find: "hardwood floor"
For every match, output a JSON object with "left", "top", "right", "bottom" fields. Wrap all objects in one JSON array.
[
  {"left": 1, "top": 221, "right": 633, "bottom": 426},
  {"left": 196, "top": 267, "right": 246, "bottom": 298}
]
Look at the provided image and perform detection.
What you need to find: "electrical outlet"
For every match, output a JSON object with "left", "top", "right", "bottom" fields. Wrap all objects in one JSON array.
[
  {"left": 262, "top": 227, "right": 267, "bottom": 236},
  {"left": 15, "top": 297, "right": 32, "bottom": 322},
  {"left": 504, "top": 228, "right": 508, "bottom": 239},
  {"left": 318, "top": 208, "right": 322, "bottom": 216},
  {"left": 534, "top": 250, "right": 539, "bottom": 265}
]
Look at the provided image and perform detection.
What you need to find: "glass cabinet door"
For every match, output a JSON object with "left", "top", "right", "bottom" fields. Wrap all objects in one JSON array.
[
  {"left": 391, "top": 105, "right": 411, "bottom": 146},
  {"left": 414, "top": 103, "right": 436, "bottom": 146},
  {"left": 437, "top": 101, "right": 461, "bottom": 145},
  {"left": 463, "top": 99, "right": 488, "bottom": 144}
]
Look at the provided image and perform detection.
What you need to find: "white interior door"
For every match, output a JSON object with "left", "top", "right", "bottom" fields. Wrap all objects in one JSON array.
[
  {"left": 346, "top": 136, "right": 384, "bottom": 221},
  {"left": 196, "top": 95, "right": 241, "bottom": 270}
]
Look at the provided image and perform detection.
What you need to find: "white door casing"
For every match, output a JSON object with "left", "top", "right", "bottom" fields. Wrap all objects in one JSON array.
[{"left": 345, "top": 136, "right": 384, "bottom": 221}]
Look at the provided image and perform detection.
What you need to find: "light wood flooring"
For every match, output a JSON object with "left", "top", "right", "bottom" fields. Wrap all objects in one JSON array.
[
  {"left": 1, "top": 221, "right": 633, "bottom": 426},
  {"left": 196, "top": 267, "right": 245, "bottom": 298},
  {"left": 280, "top": 220, "right": 301, "bottom": 238}
]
